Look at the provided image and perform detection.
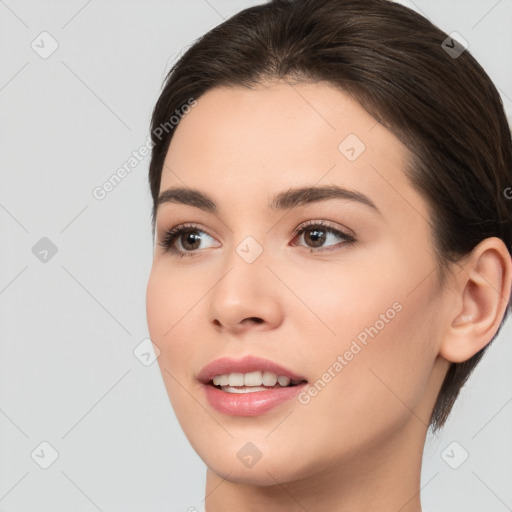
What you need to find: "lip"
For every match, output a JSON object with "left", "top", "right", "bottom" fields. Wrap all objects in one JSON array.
[
  {"left": 202, "top": 381, "right": 308, "bottom": 416},
  {"left": 197, "top": 355, "right": 308, "bottom": 417},
  {"left": 197, "top": 355, "right": 308, "bottom": 384}
]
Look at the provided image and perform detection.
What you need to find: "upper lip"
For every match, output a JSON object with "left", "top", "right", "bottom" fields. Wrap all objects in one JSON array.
[{"left": 197, "top": 355, "right": 308, "bottom": 384}]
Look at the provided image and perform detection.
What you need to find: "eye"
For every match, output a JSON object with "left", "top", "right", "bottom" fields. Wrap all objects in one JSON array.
[
  {"left": 158, "top": 220, "right": 356, "bottom": 258},
  {"left": 158, "top": 223, "right": 220, "bottom": 257},
  {"left": 291, "top": 220, "right": 356, "bottom": 252}
]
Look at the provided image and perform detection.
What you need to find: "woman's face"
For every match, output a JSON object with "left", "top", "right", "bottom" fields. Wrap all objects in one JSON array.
[{"left": 146, "top": 80, "right": 451, "bottom": 485}]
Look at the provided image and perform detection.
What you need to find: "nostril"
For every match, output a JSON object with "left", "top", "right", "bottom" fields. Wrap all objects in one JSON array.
[{"left": 246, "top": 317, "right": 263, "bottom": 324}]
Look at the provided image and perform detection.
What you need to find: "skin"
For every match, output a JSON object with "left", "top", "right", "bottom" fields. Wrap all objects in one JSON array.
[{"left": 145, "top": 80, "right": 511, "bottom": 512}]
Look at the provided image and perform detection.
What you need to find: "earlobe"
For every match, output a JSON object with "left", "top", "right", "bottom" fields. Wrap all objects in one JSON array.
[{"left": 439, "top": 237, "right": 512, "bottom": 364}]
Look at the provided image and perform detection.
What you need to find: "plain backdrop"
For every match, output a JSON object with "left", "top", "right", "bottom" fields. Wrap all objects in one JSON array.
[{"left": 0, "top": 1, "right": 511, "bottom": 511}]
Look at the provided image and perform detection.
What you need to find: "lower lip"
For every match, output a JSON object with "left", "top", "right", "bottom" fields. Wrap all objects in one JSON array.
[{"left": 202, "top": 382, "right": 307, "bottom": 416}]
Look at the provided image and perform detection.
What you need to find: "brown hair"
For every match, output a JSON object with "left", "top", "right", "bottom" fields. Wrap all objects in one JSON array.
[{"left": 147, "top": 0, "right": 512, "bottom": 431}]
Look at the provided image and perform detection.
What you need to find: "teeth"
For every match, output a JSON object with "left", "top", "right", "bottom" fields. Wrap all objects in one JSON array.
[
  {"left": 228, "top": 373, "right": 244, "bottom": 387},
  {"left": 211, "top": 371, "right": 296, "bottom": 387},
  {"left": 277, "top": 376, "right": 291, "bottom": 386},
  {"left": 221, "top": 386, "right": 268, "bottom": 394},
  {"left": 244, "top": 371, "right": 263, "bottom": 386},
  {"left": 262, "top": 371, "right": 277, "bottom": 386}
]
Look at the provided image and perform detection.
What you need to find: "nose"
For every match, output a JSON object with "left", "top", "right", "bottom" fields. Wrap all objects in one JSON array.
[{"left": 207, "top": 247, "right": 284, "bottom": 335}]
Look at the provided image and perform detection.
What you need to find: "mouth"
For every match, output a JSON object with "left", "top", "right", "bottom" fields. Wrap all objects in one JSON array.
[
  {"left": 207, "top": 371, "right": 307, "bottom": 393},
  {"left": 197, "top": 355, "right": 309, "bottom": 415}
]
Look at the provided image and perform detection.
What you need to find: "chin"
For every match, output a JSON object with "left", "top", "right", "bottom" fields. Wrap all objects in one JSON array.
[
  {"left": 194, "top": 431, "right": 332, "bottom": 488},
  {"left": 204, "top": 454, "right": 306, "bottom": 487}
]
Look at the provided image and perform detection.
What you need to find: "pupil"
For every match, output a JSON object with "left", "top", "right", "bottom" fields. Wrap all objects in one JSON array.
[
  {"left": 306, "top": 228, "right": 325, "bottom": 247},
  {"left": 183, "top": 231, "right": 201, "bottom": 250}
]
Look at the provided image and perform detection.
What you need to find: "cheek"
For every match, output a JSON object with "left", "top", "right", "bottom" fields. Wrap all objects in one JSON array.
[
  {"left": 145, "top": 264, "right": 197, "bottom": 370},
  {"left": 146, "top": 265, "right": 201, "bottom": 418},
  {"left": 307, "top": 295, "right": 436, "bottom": 441},
  {"left": 145, "top": 271, "right": 163, "bottom": 336},
  {"left": 288, "top": 248, "right": 438, "bottom": 426},
  {"left": 280, "top": 251, "right": 400, "bottom": 351},
  {"left": 146, "top": 261, "right": 203, "bottom": 333}
]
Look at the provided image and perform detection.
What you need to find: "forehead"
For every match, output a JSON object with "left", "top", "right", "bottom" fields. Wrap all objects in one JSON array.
[{"left": 159, "top": 80, "right": 429, "bottom": 225}]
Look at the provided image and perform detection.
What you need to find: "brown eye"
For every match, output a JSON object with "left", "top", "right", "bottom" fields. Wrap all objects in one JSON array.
[
  {"left": 158, "top": 223, "right": 220, "bottom": 257},
  {"left": 292, "top": 221, "right": 356, "bottom": 251},
  {"left": 302, "top": 227, "right": 327, "bottom": 248},
  {"left": 179, "top": 230, "right": 202, "bottom": 251}
]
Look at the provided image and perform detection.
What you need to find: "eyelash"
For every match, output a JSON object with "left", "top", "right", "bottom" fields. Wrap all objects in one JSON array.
[{"left": 157, "top": 220, "right": 356, "bottom": 258}]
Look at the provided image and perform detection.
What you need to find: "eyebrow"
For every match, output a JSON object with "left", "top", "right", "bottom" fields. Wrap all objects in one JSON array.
[{"left": 157, "top": 185, "right": 381, "bottom": 215}]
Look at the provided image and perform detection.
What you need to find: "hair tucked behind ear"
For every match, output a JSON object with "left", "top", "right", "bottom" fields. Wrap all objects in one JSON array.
[{"left": 148, "top": 0, "right": 512, "bottom": 431}]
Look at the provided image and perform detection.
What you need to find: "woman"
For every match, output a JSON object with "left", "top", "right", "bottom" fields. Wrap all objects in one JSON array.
[{"left": 145, "top": 0, "right": 512, "bottom": 510}]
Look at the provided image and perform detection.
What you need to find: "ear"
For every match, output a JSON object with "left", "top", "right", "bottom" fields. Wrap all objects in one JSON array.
[{"left": 439, "top": 237, "right": 512, "bottom": 363}]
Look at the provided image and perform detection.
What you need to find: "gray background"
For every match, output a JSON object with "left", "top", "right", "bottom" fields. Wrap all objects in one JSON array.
[{"left": 0, "top": 0, "right": 511, "bottom": 511}]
